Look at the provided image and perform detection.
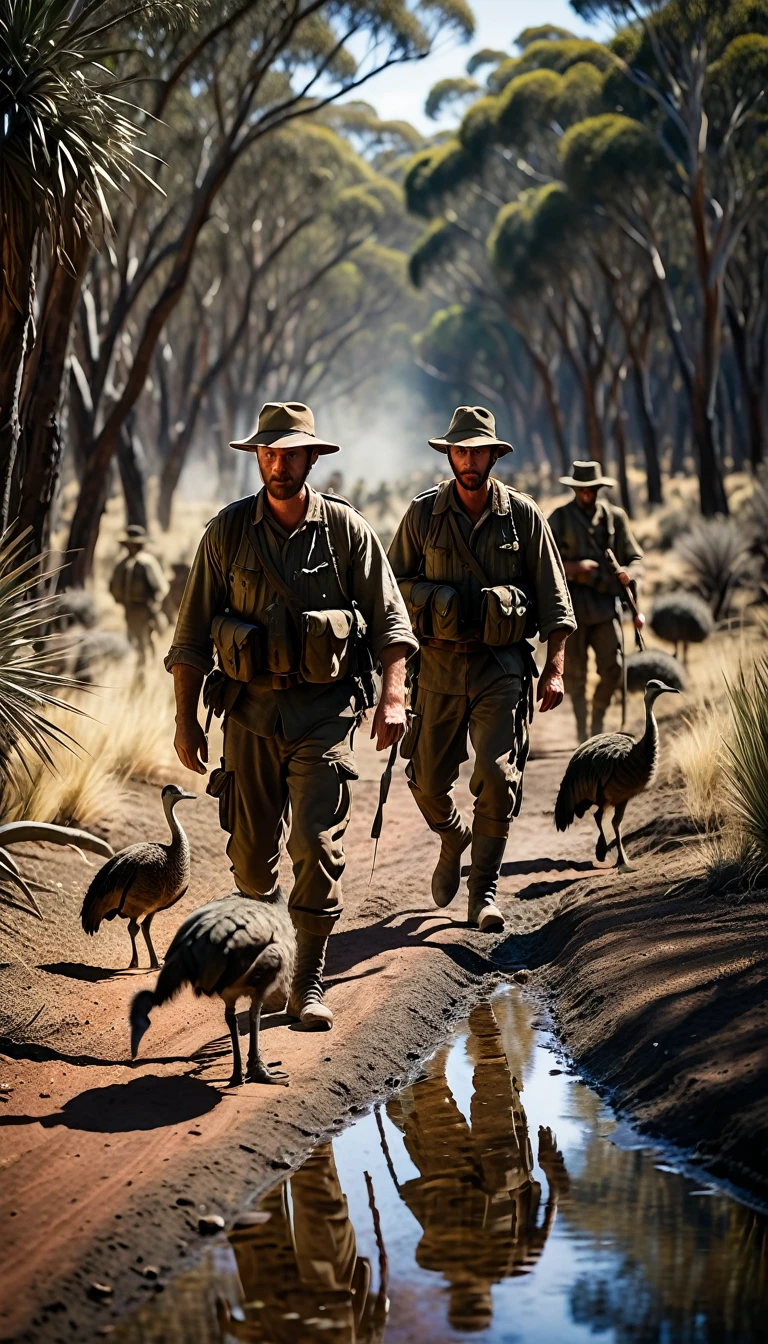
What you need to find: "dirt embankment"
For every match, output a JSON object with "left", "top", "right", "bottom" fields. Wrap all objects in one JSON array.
[{"left": 1, "top": 706, "right": 767, "bottom": 1342}]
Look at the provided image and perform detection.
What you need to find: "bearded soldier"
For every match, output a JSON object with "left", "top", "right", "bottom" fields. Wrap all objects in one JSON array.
[
  {"left": 388, "top": 406, "right": 575, "bottom": 933},
  {"left": 166, "top": 402, "right": 416, "bottom": 1030},
  {"left": 109, "top": 524, "right": 169, "bottom": 666},
  {"left": 547, "top": 461, "right": 644, "bottom": 743}
]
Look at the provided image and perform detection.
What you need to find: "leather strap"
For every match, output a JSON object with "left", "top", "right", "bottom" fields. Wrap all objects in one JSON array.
[{"left": 446, "top": 510, "right": 493, "bottom": 589}]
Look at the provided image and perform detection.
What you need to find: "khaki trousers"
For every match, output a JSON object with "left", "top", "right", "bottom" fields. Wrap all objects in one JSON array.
[
  {"left": 404, "top": 672, "right": 522, "bottom": 841},
  {"left": 563, "top": 614, "right": 622, "bottom": 713},
  {"left": 123, "top": 604, "right": 155, "bottom": 665},
  {"left": 217, "top": 715, "right": 357, "bottom": 936}
]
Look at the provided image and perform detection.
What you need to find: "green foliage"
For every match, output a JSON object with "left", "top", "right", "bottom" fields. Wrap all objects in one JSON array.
[
  {"left": 495, "top": 69, "right": 562, "bottom": 149},
  {"left": 724, "top": 655, "right": 768, "bottom": 870},
  {"left": 516, "top": 25, "right": 579, "bottom": 47},
  {"left": 516, "top": 38, "right": 614, "bottom": 76},
  {"left": 555, "top": 62, "right": 607, "bottom": 124},
  {"left": 409, "top": 217, "right": 461, "bottom": 286},
  {"left": 560, "top": 113, "right": 664, "bottom": 203},
  {"left": 710, "top": 33, "right": 768, "bottom": 102},
  {"left": 466, "top": 47, "right": 509, "bottom": 76},
  {"left": 403, "top": 139, "right": 475, "bottom": 215},
  {"left": 488, "top": 57, "right": 523, "bottom": 94},
  {"left": 415, "top": 303, "right": 500, "bottom": 374},
  {"left": 488, "top": 182, "right": 576, "bottom": 297},
  {"left": 425, "top": 76, "right": 480, "bottom": 120},
  {"left": 458, "top": 95, "right": 500, "bottom": 156},
  {"left": 418, "top": 0, "right": 476, "bottom": 41}
]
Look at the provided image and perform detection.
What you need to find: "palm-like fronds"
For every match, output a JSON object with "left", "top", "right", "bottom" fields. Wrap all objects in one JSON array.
[
  {"left": 0, "top": 0, "right": 180, "bottom": 300},
  {"left": 674, "top": 517, "right": 759, "bottom": 620},
  {"left": 0, "top": 526, "right": 85, "bottom": 780},
  {"left": 723, "top": 655, "right": 768, "bottom": 871}
]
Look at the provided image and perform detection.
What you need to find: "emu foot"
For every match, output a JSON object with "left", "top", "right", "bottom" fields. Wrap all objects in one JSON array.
[
  {"left": 595, "top": 835, "right": 608, "bottom": 862},
  {"left": 246, "top": 1059, "right": 289, "bottom": 1086},
  {"left": 227, "top": 1070, "right": 244, "bottom": 1088},
  {"left": 616, "top": 859, "right": 637, "bottom": 872}
]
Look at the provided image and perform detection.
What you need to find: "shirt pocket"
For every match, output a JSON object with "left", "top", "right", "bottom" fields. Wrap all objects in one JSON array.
[{"left": 229, "top": 564, "right": 263, "bottom": 621}]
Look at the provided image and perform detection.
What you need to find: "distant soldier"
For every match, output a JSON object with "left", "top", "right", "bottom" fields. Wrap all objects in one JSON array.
[
  {"left": 109, "top": 524, "right": 169, "bottom": 667},
  {"left": 388, "top": 406, "right": 575, "bottom": 933},
  {"left": 547, "top": 462, "right": 644, "bottom": 743}
]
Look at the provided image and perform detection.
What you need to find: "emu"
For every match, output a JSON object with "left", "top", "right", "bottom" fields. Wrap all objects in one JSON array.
[
  {"left": 130, "top": 892, "right": 295, "bottom": 1087},
  {"left": 81, "top": 783, "right": 195, "bottom": 969},
  {"left": 555, "top": 679, "right": 680, "bottom": 870},
  {"left": 650, "top": 592, "right": 713, "bottom": 665},
  {"left": 626, "top": 649, "right": 686, "bottom": 694}
]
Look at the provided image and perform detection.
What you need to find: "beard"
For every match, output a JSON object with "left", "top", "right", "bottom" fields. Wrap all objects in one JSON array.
[
  {"left": 261, "top": 455, "right": 313, "bottom": 499},
  {"left": 449, "top": 455, "right": 494, "bottom": 492}
]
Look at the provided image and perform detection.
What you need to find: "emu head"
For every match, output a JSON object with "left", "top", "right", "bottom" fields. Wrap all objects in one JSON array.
[
  {"left": 161, "top": 783, "right": 196, "bottom": 812},
  {"left": 130, "top": 990, "right": 155, "bottom": 1059},
  {"left": 643, "top": 678, "right": 681, "bottom": 705}
]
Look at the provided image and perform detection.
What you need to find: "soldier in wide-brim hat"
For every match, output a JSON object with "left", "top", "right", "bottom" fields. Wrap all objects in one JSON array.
[
  {"left": 388, "top": 406, "right": 576, "bottom": 933},
  {"left": 547, "top": 461, "right": 645, "bottom": 742},
  {"left": 110, "top": 525, "right": 168, "bottom": 668},
  {"left": 166, "top": 401, "right": 417, "bottom": 1037}
]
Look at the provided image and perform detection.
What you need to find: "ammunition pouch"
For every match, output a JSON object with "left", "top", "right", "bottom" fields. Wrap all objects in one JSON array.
[
  {"left": 211, "top": 614, "right": 263, "bottom": 683},
  {"left": 300, "top": 607, "right": 355, "bottom": 684},
  {"left": 481, "top": 585, "right": 530, "bottom": 647},
  {"left": 400, "top": 578, "right": 461, "bottom": 642}
]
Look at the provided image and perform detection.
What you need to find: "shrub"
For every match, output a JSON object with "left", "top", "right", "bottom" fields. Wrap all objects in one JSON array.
[{"left": 723, "top": 655, "right": 768, "bottom": 871}]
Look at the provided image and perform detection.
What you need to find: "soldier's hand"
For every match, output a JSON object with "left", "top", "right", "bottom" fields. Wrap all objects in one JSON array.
[
  {"left": 564, "top": 558, "right": 599, "bottom": 581},
  {"left": 536, "top": 667, "right": 564, "bottom": 713},
  {"left": 617, "top": 567, "right": 631, "bottom": 586},
  {"left": 634, "top": 612, "right": 646, "bottom": 631},
  {"left": 371, "top": 695, "right": 407, "bottom": 751},
  {"left": 174, "top": 717, "right": 208, "bottom": 774}
]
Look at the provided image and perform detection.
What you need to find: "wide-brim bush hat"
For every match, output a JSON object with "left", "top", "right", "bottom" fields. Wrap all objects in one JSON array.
[
  {"left": 428, "top": 405, "right": 513, "bottom": 457},
  {"left": 559, "top": 460, "right": 616, "bottom": 489},
  {"left": 230, "top": 401, "right": 340, "bottom": 455},
  {"left": 119, "top": 524, "right": 148, "bottom": 546}
]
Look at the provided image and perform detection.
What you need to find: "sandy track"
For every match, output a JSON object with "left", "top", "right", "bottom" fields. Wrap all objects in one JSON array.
[{"left": 1, "top": 707, "right": 596, "bottom": 1342}]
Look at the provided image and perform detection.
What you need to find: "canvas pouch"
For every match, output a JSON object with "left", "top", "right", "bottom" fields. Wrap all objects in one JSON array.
[
  {"left": 211, "top": 613, "right": 263, "bottom": 682},
  {"left": 481, "top": 585, "right": 529, "bottom": 647}
]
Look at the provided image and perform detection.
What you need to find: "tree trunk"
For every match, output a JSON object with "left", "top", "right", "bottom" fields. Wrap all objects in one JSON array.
[
  {"left": 528, "top": 351, "right": 569, "bottom": 474},
  {"left": 116, "top": 416, "right": 148, "bottom": 528},
  {"left": 630, "top": 358, "right": 663, "bottom": 505},
  {"left": 14, "top": 238, "right": 91, "bottom": 550},
  {"left": 0, "top": 235, "right": 37, "bottom": 531},
  {"left": 613, "top": 410, "right": 633, "bottom": 516}
]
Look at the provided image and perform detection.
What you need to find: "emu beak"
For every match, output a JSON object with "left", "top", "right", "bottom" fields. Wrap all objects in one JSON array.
[{"left": 130, "top": 1014, "right": 150, "bottom": 1059}]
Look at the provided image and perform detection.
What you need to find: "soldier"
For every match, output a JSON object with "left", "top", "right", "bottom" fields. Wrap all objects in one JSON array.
[
  {"left": 388, "top": 406, "right": 575, "bottom": 933},
  {"left": 547, "top": 461, "right": 645, "bottom": 743},
  {"left": 166, "top": 401, "right": 416, "bottom": 1031},
  {"left": 109, "top": 524, "right": 169, "bottom": 667}
]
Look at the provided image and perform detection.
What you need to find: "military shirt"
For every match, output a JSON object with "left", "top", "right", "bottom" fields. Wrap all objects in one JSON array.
[
  {"left": 165, "top": 487, "right": 417, "bottom": 739},
  {"left": 387, "top": 478, "right": 575, "bottom": 696},
  {"left": 547, "top": 497, "right": 644, "bottom": 625},
  {"left": 109, "top": 550, "right": 168, "bottom": 609}
]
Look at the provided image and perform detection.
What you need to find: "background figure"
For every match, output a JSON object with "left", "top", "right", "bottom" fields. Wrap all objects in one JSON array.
[
  {"left": 109, "top": 524, "right": 169, "bottom": 670},
  {"left": 162, "top": 561, "right": 191, "bottom": 627},
  {"left": 548, "top": 463, "right": 644, "bottom": 742},
  {"left": 386, "top": 1000, "right": 568, "bottom": 1334},
  {"left": 221, "top": 1142, "right": 387, "bottom": 1343}
]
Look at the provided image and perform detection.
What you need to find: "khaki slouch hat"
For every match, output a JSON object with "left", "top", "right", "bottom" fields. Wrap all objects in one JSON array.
[
  {"left": 559, "top": 460, "right": 616, "bottom": 489},
  {"left": 429, "top": 405, "right": 513, "bottom": 457},
  {"left": 230, "top": 401, "right": 340, "bottom": 454}
]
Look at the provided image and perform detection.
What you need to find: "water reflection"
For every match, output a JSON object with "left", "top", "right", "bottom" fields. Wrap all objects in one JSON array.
[
  {"left": 383, "top": 1002, "right": 568, "bottom": 1332},
  {"left": 114, "top": 988, "right": 768, "bottom": 1344}
]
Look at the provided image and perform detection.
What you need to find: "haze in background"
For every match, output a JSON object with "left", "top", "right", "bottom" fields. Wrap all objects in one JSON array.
[{"left": 344, "top": 0, "right": 611, "bottom": 134}]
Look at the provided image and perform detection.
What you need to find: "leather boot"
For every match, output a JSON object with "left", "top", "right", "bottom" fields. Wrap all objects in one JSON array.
[
  {"left": 287, "top": 929, "right": 333, "bottom": 1030},
  {"left": 431, "top": 824, "right": 472, "bottom": 908},
  {"left": 467, "top": 833, "right": 507, "bottom": 932},
  {"left": 571, "top": 693, "right": 589, "bottom": 744}
]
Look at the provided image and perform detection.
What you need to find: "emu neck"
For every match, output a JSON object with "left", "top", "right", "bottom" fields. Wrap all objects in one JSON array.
[
  {"left": 639, "top": 696, "right": 660, "bottom": 761},
  {"left": 163, "top": 799, "right": 187, "bottom": 848}
]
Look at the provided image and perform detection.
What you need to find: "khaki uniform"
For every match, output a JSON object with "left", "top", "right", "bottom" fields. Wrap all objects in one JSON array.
[
  {"left": 166, "top": 487, "right": 416, "bottom": 936},
  {"left": 387, "top": 479, "right": 575, "bottom": 842},
  {"left": 547, "top": 498, "right": 643, "bottom": 737},
  {"left": 386, "top": 1001, "right": 567, "bottom": 1332},
  {"left": 109, "top": 549, "right": 168, "bottom": 664}
]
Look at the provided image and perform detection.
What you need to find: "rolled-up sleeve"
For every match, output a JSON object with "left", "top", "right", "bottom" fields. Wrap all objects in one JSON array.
[
  {"left": 522, "top": 500, "right": 577, "bottom": 641},
  {"left": 164, "top": 521, "right": 226, "bottom": 675},
  {"left": 350, "top": 515, "right": 418, "bottom": 661}
]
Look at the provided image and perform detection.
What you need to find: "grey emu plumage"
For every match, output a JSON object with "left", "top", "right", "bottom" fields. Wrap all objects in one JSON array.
[
  {"left": 650, "top": 592, "right": 713, "bottom": 664},
  {"left": 130, "top": 892, "right": 296, "bottom": 1087},
  {"left": 554, "top": 679, "right": 680, "bottom": 870},
  {"left": 81, "top": 783, "right": 195, "bottom": 969}
]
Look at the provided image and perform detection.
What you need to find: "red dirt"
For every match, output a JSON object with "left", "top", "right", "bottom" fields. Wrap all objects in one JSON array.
[{"left": 1, "top": 704, "right": 766, "bottom": 1342}]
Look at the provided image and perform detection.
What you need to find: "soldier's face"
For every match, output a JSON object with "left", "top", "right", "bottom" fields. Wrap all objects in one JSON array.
[
  {"left": 575, "top": 487, "right": 598, "bottom": 511},
  {"left": 257, "top": 445, "right": 319, "bottom": 499},
  {"left": 448, "top": 444, "right": 495, "bottom": 491}
]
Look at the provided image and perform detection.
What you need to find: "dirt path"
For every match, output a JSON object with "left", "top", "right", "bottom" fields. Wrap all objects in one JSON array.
[{"left": 0, "top": 706, "right": 593, "bottom": 1343}]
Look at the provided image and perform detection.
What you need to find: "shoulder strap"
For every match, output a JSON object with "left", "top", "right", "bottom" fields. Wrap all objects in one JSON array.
[
  {"left": 446, "top": 509, "right": 492, "bottom": 588},
  {"left": 245, "top": 515, "right": 302, "bottom": 617}
]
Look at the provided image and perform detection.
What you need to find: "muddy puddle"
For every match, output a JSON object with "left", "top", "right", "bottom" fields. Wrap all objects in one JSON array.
[{"left": 113, "top": 987, "right": 768, "bottom": 1342}]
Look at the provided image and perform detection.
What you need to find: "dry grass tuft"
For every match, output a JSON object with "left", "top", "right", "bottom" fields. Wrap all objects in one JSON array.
[{"left": 2, "top": 659, "right": 218, "bottom": 830}]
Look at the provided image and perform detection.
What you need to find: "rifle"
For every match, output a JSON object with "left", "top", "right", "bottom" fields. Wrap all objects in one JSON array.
[
  {"left": 605, "top": 548, "right": 645, "bottom": 652},
  {"left": 605, "top": 548, "right": 644, "bottom": 732}
]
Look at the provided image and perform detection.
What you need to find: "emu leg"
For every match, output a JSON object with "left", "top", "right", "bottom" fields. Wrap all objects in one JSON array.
[
  {"left": 127, "top": 918, "right": 141, "bottom": 969},
  {"left": 246, "top": 1002, "right": 288, "bottom": 1086},
  {"left": 612, "top": 801, "right": 635, "bottom": 871},
  {"left": 594, "top": 807, "right": 608, "bottom": 862},
  {"left": 225, "top": 1006, "right": 243, "bottom": 1087},
  {"left": 141, "top": 914, "right": 161, "bottom": 971}
]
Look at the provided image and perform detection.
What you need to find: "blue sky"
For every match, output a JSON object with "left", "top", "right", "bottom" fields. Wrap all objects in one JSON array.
[{"left": 346, "top": 0, "right": 611, "bottom": 134}]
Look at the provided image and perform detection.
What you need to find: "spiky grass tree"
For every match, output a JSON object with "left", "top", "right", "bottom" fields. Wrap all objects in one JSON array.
[
  {"left": 724, "top": 655, "right": 768, "bottom": 882},
  {"left": 0, "top": 0, "right": 176, "bottom": 538},
  {"left": 0, "top": 527, "right": 113, "bottom": 920}
]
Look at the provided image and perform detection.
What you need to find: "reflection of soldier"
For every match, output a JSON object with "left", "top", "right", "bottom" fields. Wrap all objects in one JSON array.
[
  {"left": 218, "top": 1142, "right": 388, "bottom": 1343},
  {"left": 109, "top": 524, "right": 169, "bottom": 667},
  {"left": 386, "top": 1002, "right": 568, "bottom": 1333},
  {"left": 548, "top": 462, "right": 644, "bottom": 742}
]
